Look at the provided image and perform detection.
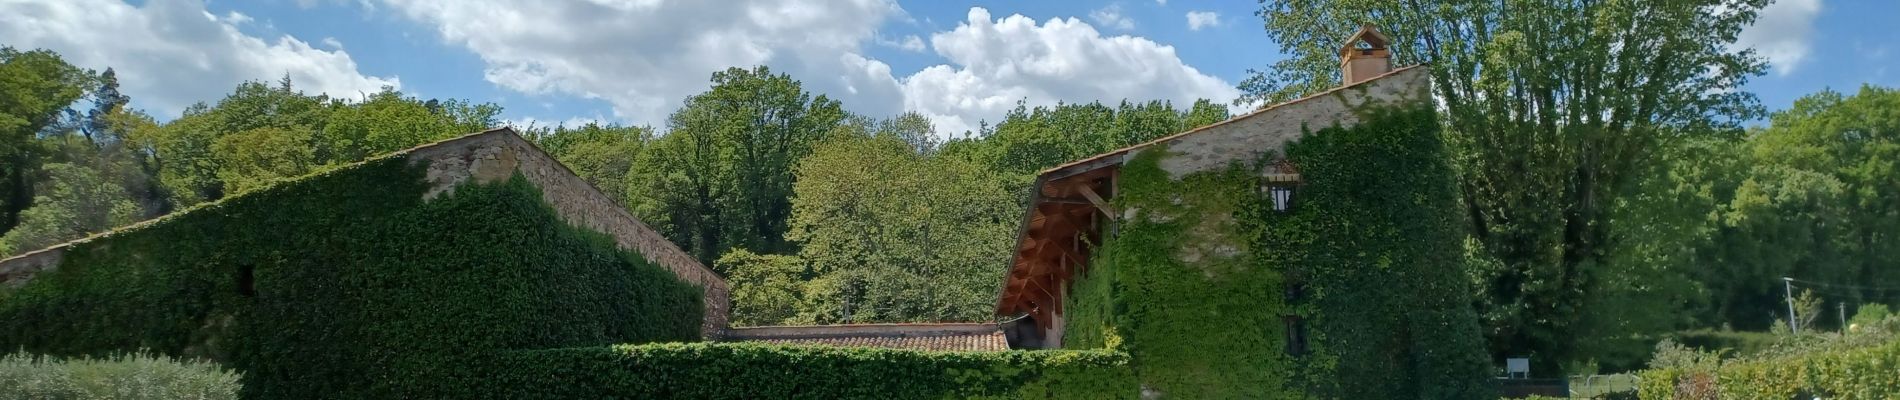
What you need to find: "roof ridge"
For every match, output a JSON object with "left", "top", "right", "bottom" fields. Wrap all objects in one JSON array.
[{"left": 0, "top": 128, "right": 517, "bottom": 265}]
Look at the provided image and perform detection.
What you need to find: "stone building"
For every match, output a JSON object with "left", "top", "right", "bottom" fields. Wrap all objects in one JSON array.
[
  {"left": 0, "top": 129, "right": 733, "bottom": 337},
  {"left": 992, "top": 25, "right": 1491, "bottom": 397}
]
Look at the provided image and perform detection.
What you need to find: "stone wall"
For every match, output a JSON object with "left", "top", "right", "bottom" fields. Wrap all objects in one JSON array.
[
  {"left": 406, "top": 129, "right": 732, "bottom": 338},
  {"left": 0, "top": 128, "right": 733, "bottom": 339},
  {"left": 0, "top": 247, "right": 62, "bottom": 289},
  {"left": 1142, "top": 66, "right": 1431, "bottom": 178}
]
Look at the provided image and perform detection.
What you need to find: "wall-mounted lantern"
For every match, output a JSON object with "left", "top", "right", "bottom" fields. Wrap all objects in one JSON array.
[{"left": 1262, "top": 159, "right": 1303, "bottom": 213}]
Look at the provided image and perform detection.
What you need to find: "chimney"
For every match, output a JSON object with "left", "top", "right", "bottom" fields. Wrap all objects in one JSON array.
[{"left": 1339, "top": 24, "right": 1392, "bottom": 85}]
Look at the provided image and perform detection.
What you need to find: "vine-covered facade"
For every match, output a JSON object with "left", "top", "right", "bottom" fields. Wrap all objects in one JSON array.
[{"left": 996, "top": 26, "right": 1493, "bottom": 398}]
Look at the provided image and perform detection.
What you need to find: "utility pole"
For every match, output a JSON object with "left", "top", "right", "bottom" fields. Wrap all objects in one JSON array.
[
  {"left": 1783, "top": 277, "right": 1798, "bottom": 334},
  {"left": 1840, "top": 302, "right": 1848, "bottom": 331}
]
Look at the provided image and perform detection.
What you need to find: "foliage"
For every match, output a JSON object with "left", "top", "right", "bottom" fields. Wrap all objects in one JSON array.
[
  {"left": 718, "top": 248, "right": 808, "bottom": 326},
  {"left": 0, "top": 47, "right": 92, "bottom": 232},
  {"left": 0, "top": 163, "right": 139, "bottom": 255},
  {"left": 1247, "top": 0, "right": 1771, "bottom": 371},
  {"left": 1639, "top": 327, "right": 1900, "bottom": 399},
  {"left": 439, "top": 342, "right": 1136, "bottom": 399},
  {"left": 780, "top": 129, "right": 1017, "bottom": 324},
  {"left": 0, "top": 350, "right": 242, "bottom": 399},
  {"left": 1063, "top": 106, "right": 1491, "bottom": 398},
  {"left": 627, "top": 66, "right": 847, "bottom": 264},
  {"left": 528, "top": 122, "right": 652, "bottom": 205},
  {"left": 1672, "top": 330, "right": 1777, "bottom": 358},
  {"left": 1849, "top": 304, "right": 1891, "bottom": 331},
  {"left": 950, "top": 99, "right": 1230, "bottom": 178},
  {"left": 0, "top": 157, "right": 702, "bottom": 399}
]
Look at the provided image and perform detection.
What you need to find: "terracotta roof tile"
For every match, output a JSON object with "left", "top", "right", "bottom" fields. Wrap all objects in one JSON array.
[{"left": 723, "top": 323, "right": 1009, "bottom": 352}]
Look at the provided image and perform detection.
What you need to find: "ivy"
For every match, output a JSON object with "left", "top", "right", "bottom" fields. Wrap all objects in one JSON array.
[
  {"left": 1063, "top": 105, "right": 1492, "bottom": 399},
  {"left": 444, "top": 342, "right": 1136, "bottom": 399},
  {"left": 0, "top": 156, "right": 703, "bottom": 398}
]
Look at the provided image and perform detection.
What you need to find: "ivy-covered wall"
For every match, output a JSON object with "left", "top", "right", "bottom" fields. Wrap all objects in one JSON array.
[
  {"left": 1063, "top": 105, "right": 1493, "bottom": 399},
  {"left": 0, "top": 156, "right": 704, "bottom": 398},
  {"left": 443, "top": 342, "right": 1136, "bottom": 399}
]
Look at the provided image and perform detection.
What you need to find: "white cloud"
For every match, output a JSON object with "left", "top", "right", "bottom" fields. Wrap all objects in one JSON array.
[
  {"left": 903, "top": 8, "right": 1240, "bottom": 135},
  {"left": 221, "top": 10, "right": 253, "bottom": 25},
  {"left": 0, "top": 0, "right": 397, "bottom": 116},
  {"left": 1088, "top": 4, "right": 1134, "bottom": 31},
  {"left": 877, "top": 34, "right": 926, "bottom": 52},
  {"left": 1736, "top": 0, "right": 1822, "bottom": 76},
  {"left": 377, "top": 2, "right": 1237, "bottom": 137},
  {"left": 1185, "top": 11, "right": 1220, "bottom": 31},
  {"left": 1155, "top": 0, "right": 1167, "bottom": 5},
  {"left": 378, "top": 0, "right": 906, "bottom": 123},
  {"left": 321, "top": 37, "right": 344, "bottom": 49}
]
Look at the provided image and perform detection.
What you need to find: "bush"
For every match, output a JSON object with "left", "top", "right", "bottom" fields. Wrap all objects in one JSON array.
[
  {"left": 0, "top": 351, "right": 241, "bottom": 399},
  {"left": 0, "top": 157, "right": 703, "bottom": 398},
  {"left": 437, "top": 342, "right": 1136, "bottom": 399},
  {"left": 1640, "top": 332, "right": 1900, "bottom": 399}
]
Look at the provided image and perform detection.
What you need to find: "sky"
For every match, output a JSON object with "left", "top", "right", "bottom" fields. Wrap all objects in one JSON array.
[{"left": 0, "top": 0, "right": 1891, "bottom": 136}]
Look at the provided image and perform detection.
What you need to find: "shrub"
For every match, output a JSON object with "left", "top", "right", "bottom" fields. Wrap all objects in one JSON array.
[
  {"left": 0, "top": 350, "right": 241, "bottom": 399},
  {"left": 1640, "top": 332, "right": 1900, "bottom": 399},
  {"left": 436, "top": 342, "right": 1136, "bottom": 399},
  {"left": 0, "top": 156, "right": 703, "bottom": 398}
]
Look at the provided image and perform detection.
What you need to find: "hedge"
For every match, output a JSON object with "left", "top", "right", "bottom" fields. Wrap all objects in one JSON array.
[
  {"left": 0, "top": 156, "right": 703, "bottom": 398},
  {"left": 1639, "top": 339, "right": 1900, "bottom": 399},
  {"left": 0, "top": 350, "right": 242, "bottom": 399},
  {"left": 437, "top": 342, "right": 1136, "bottom": 399},
  {"left": 1062, "top": 105, "right": 1493, "bottom": 399}
]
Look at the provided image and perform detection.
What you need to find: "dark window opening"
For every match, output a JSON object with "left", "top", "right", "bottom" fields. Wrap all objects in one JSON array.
[
  {"left": 237, "top": 265, "right": 256, "bottom": 298},
  {"left": 1284, "top": 316, "right": 1307, "bottom": 356}
]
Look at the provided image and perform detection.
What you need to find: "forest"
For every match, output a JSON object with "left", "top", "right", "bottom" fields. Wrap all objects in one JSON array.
[{"left": 2, "top": 0, "right": 1895, "bottom": 376}]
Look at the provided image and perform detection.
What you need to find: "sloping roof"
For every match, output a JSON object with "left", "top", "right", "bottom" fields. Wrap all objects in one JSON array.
[
  {"left": 724, "top": 323, "right": 1009, "bottom": 352},
  {"left": 993, "top": 65, "right": 1428, "bottom": 328},
  {"left": 0, "top": 128, "right": 732, "bottom": 337}
]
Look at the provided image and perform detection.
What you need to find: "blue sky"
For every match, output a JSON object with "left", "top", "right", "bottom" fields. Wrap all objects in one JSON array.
[{"left": 3, "top": 0, "right": 1891, "bottom": 134}]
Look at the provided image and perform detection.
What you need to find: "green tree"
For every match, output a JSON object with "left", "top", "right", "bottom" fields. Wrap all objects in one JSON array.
[
  {"left": 716, "top": 248, "right": 808, "bottom": 326},
  {"left": 783, "top": 125, "right": 1017, "bottom": 324},
  {"left": 319, "top": 89, "right": 498, "bottom": 162},
  {"left": 628, "top": 66, "right": 846, "bottom": 264},
  {"left": 0, "top": 163, "right": 139, "bottom": 255},
  {"left": 1245, "top": 0, "right": 1771, "bottom": 369},
  {"left": 0, "top": 47, "right": 92, "bottom": 231},
  {"left": 532, "top": 123, "right": 652, "bottom": 204}
]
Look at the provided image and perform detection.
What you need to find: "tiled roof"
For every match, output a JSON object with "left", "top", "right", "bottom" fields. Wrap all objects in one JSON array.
[{"left": 723, "top": 323, "right": 1009, "bottom": 352}]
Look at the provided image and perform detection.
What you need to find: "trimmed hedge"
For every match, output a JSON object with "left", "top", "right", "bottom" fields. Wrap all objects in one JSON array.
[
  {"left": 442, "top": 342, "right": 1137, "bottom": 399},
  {"left": 0, "top": 156, "right": 703, "bottom": 398},
  {"left": 0, "top": 350, "right": 242, "bottom": 399},
  {"left": 1062, "top": 105, "right": 1493, "bottom": 398},
  {"left": 1639, "top": 339, "right": 1900, "bottom": 399}
]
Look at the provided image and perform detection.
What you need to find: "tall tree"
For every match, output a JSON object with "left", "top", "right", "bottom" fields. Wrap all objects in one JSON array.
[
  {"left": 532, "top": 122, "right": 652, "bottom": 203},
  {"left": 0, "top": 47, "right": 92, "bottom": 231},
  {"left": 1245, "top": 0, "right": 1770, "bottom": 369},
  {"left": 628, "top": 66, "right": 846, "bottom": 264}
]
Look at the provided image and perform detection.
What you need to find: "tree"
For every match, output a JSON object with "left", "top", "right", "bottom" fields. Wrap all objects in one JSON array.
[
  {"left": 319, "top": 89, "right": 499, "bottom": 162},
  {"left": 716, "top": 248, "right": 808, "bottom": 326},
  {"left": 781, "top": 124, "right": 1018, "bottom": 324},
  {"left": 532, "top": 122, "right": 651, "bottom": 204},
  {"left": 0, "top": 163, "right": 139, "bottom": 255},
  {"left": 0, "top": 47, "right": 92, "bottom": 231},
  {"left": 1246, "top": 0, "right": 1771, "bottom": 369},
  {"left": 628, "top": 66, "right": 846, "bottom": 264}
]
